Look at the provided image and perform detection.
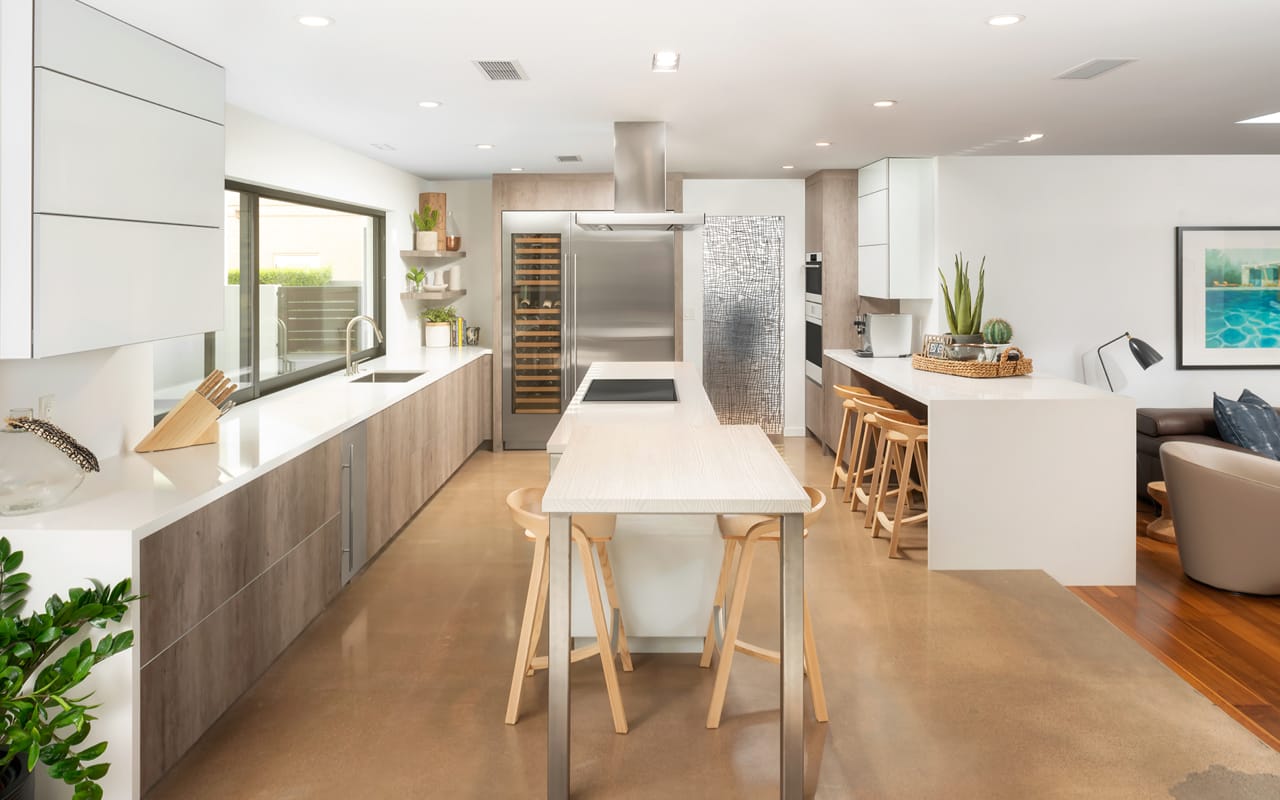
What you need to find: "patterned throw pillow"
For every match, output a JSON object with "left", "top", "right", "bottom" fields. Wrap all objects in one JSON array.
[{"left": 1213, "top": 391, "right": 1280, "bottom": 460}]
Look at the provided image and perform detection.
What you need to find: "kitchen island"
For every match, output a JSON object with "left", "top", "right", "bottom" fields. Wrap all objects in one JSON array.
[
  {"left": 825, "top": 350, "right": 1135, "bottom": 586},
  {"left": 547, "top": 362, "right": 721, "bottom": 652}
]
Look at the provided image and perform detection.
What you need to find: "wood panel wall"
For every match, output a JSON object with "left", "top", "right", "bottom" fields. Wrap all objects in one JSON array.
[{"left": 488, "top": 173, "right": 683, "bottom": 450}]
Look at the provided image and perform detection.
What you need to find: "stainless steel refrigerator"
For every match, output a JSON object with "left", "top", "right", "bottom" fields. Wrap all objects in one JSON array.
[{"left": 501, "top": 211, "right": 675, "bottom": 449}]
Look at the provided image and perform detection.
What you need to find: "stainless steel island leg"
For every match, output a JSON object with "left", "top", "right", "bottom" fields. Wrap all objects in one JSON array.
[
  {"left": 548, "top": 513, "right": 572, "bottom": 799},
  {"left": 779, "top": 512, "right": 804, "bottom": 799}
]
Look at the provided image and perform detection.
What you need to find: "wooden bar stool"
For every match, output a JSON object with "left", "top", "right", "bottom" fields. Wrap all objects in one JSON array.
[
  {"left": 504, "top": 488, "right": 633, "bottom": 734},
  {"left": 848, "top": 396, "right": 920, "bottom": 522},
  {"left": 868, "top": 416, "right": 930, "bottom": 558},
  {"left": 699, "top": 486, "right": 829, "bottom": 729},
  {"left": 828, "top": 384, "right": 871, "bottom": 492}
]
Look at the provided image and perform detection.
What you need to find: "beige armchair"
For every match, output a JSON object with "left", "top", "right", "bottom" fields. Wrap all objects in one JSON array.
[{"left": 1160, "top": 441, "right": 1280, "bottom": 595}]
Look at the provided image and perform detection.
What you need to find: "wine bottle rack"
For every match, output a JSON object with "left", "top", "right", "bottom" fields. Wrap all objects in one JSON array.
[{"left": 511, "top": 234, "right": 563, "bottom": 414}]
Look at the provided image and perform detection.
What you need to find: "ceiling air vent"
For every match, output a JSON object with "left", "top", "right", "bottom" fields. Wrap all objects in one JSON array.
[
  {"left": 1056, "top": 58, "right": 1136, "bottom": 80},
  {"left": 473, "top": 60, "right": 528, "bottom": 81},
  {"left": 556, "top": 155, "right": 583, "bottom": 163}
]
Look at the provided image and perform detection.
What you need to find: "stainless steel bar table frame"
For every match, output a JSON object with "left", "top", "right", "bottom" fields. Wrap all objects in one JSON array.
[{"left": 542, "top": 423, "right": 812, "bottom": 799}]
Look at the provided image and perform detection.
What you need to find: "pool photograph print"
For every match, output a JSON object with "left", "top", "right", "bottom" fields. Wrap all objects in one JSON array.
[{"left": 1176, "top": 226, "right": 1280, "bottom": 369}]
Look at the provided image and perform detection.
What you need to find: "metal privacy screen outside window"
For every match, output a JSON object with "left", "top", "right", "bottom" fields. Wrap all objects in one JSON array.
[{"left": 702, "top": 215, "right": 785, "bottom": 433}]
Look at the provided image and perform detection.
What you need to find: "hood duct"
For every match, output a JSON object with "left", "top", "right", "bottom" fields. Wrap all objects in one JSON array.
[{"left": 574, "top": 122, "right": 705, "bottom": 231}]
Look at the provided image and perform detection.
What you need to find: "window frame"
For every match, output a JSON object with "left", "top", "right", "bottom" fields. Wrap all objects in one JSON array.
[{"left": 210, "top": 180, "right": 386, "bottom": 407}]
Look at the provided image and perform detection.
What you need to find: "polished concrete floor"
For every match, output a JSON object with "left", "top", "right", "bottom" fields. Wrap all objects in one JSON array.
[{"left": 147, "top": 438, "right": 1280, "bottom": 799}]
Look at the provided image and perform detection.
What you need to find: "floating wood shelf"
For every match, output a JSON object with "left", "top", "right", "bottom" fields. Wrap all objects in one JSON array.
[
  {"left": 400, "top": 250, "right": 467, "bottom": 260},
  {"left": 400, "top": 289, "right": 467, "bottom": 302}
]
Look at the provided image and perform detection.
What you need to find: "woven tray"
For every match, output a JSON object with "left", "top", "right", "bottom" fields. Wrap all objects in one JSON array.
[{"left": 911, "top": 346, "right": 1033, "bottom": 379}]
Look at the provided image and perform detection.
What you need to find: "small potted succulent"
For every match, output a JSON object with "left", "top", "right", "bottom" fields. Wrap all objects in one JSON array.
[
  {"left": 939, "top": 253, "right": 986, "bottom": 359},
  {"left": 0, "top": 537, "right": 138, "bottom": 800},
  {"left": 419, "top": 306, "right": 457, "bottom": 348},
  {"left": 411, "top": 206, "right": 441, "bottom": 251}
]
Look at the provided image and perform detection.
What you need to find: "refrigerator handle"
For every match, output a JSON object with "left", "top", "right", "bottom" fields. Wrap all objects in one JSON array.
[
  {"left": 561, "top": 252, "right": 571, "bottom": 408},
  {"left": 571, "top": 253, "right": 579, "bottom": 394}
]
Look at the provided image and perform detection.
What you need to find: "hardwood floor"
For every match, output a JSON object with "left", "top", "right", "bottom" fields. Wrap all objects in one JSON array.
[{"left": 1073, "top": 507, "right": 1280, "bottom": 752}]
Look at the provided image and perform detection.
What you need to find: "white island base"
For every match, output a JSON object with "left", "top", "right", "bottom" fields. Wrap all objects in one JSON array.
[{"left": 549, "top": 362, "right": 724, "bottom": 652}]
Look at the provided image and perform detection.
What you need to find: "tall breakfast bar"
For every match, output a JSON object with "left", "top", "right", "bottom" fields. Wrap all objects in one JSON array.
[
  {"left": 540, "top": 363, "right": 812, "bottom": 798},
  {"left": 825, "top": 349, "right": 1136, "bottom": 586}
]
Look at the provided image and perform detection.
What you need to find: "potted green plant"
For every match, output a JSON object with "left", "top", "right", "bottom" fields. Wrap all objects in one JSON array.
[
  {"left": 411, "top": 207, "right": 440, "bottom": 251},
  {"left": 0, "top": 537, "right": 138, "bottom": 800},
  {"left": 405, "top": 267, "right": 427, "bottom": 292},
  {"left": 419, "top": 305, "right": 457, "bottom": 348},
  {"left": 939, "top": 253, "right": 986, "bottom": 345}
]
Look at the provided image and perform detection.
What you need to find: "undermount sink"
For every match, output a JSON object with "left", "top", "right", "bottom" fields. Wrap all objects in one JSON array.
[{"left": 350, "top": 370, "right": 424, "bottom": 384}]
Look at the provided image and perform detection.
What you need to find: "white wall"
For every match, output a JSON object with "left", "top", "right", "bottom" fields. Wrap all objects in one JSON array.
[
  {"left": 224, "top": 105, "right": 429, "bottom": 352},
  {"left": 682, "top": 179, "right": 806, "bottom": 436},
  {"left": 928, "top": 155, "right": 1280, "bottom": 407},
  {"left": 423, "top": 179, "right": 494, "bottom": 347}
]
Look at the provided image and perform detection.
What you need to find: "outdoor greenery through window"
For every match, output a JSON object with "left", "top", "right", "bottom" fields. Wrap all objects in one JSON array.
[{"left": 153, "top": 184, "right": 385, "bottom": 416}]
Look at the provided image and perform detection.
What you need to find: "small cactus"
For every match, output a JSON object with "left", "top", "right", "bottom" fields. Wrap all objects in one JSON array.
[{"left": 982, "top": 318, "right": 1013, "bottom": 344}]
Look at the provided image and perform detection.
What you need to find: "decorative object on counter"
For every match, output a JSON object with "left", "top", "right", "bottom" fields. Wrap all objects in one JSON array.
[
  {"left": 938, "top": 253, "right": 986, "bottom": 344},
  {"left": 921, "top": 334, "right": 954, "bottom": 359},
  {"left": 135, "top": 370, "right": 236, "bottom": 453},
  {"left": 912, "top": 346, "right": 1033, "bottom": 378},
  {"left": 0, "top": 537, "right": 137, "bottom": 800},
  {"left": 445, "top": 211, "right": 462, "bottom": 251},
  {"left": 1095, "top": 332, "right": 1163, "bottom": 391},
  {"left": 982, "top": 317, "right": 1013, "bottom": 345},
  {"left": 411, "top": 205, "right": 440, "bottom": 251},
  {"left": 1175, "top": 226, "right": 1280, "bottom": 369},
  {"left": 420, "top": 306, "right": 458, "bottom": 348},
  {"left": 406, "top": 266, "right": 427, "bottom": 292},
  {"left": 946, "top": 342, "right": 1006, "bottom": 362},
  {"left": 0, "top": 413, "right": 100, "bottom": 516},
  {"left": 465, "top": 326, "right": 481, "bottom": 346}
]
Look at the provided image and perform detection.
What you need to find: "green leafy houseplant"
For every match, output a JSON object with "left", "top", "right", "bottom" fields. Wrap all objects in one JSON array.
[
  {"left": 406, "top": 267, "right": 427, "bottom": 289},
  {"left": 939, "top": 253, "right": 986, "bottom": 338},
  {"left": 0, "top": 537, "right": 138, "bottom": 800},
  {"left": 419, "top": 306, "right": 458, "bottom": 324},
  {"left": 410, "top": 207, "right": 440, "bottom": 233}
]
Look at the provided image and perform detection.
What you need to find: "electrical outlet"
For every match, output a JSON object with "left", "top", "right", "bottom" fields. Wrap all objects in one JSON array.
[{"left": 37, "top": 394, "right": 55, "bottom": 420}]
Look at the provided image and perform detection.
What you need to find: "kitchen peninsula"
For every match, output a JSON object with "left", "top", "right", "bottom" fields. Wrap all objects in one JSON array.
[
  {"left": 825, "top": 350, "right": 1134, "bottom": 585},
  {"left": 0, "top": 347, "right": 492, "bottom": 799}
]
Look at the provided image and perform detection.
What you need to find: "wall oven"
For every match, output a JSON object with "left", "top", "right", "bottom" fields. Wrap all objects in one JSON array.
[
  {"left": 804, "top": 252, "right": 822, "bottom": 303},
  {"left": 805, "top": 300, "right": 823, "bottom": 383}
]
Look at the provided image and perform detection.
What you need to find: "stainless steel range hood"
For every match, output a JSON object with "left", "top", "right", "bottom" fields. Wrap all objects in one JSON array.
[{"left": 574, "top": 122, "right": 705, "bottom": 231}]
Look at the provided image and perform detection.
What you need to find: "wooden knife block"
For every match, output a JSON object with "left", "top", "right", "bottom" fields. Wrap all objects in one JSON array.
[{"left": 135, "top": 390, "right": 220, "bottom": 453}]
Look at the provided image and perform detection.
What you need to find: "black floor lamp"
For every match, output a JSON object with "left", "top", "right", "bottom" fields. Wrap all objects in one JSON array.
[{"left": 1096, "top": 332, "right": 1163, "bottom": 391}]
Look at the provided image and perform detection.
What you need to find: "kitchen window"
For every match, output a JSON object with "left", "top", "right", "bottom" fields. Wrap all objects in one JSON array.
[{"left": 152, "top": 183, "right": 385, "bottom": 416}]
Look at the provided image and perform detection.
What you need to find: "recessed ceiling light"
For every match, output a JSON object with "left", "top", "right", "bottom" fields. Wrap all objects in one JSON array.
[
  {"left": 296, "top": 15, "right": 333, "bottom": 27},
  {"left": 418, "top": 100, "right": 442, "bottom": 109},
  {"left": 475, "top": 144, "right": 495, "bottom": 150},
  {"left": 782, "top": 165, "right": 795, "bottom": 170},
  {"left": 1237, "top": 111, "right": 1280, "bottom": 124},
  {"left": 988, "top": 14, "right": 1024, "bottom": 26},
  {"left": 1018, "top": 133, "right": 1044, "bottom": 143},
  {"left": 510, "top": 167, "right": 524, "bottom": 172},
  {"left": 815, "top": 141, "right": 832, "bottom": 147},
  {"left": 873, "top": 100, "right": 897, "bottom": 108},
  {"left": 652, "top": 51, "right": 680, "bottom": 72}
]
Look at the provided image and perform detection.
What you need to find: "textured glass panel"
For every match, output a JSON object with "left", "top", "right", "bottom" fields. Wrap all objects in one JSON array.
[{"left": 702, "top": 215, "right": 785, "bottom": 433}]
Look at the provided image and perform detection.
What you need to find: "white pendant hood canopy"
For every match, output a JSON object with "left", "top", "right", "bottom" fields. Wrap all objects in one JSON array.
[{"left": 574, "top": 122, "right": 705, "bottom": 231}]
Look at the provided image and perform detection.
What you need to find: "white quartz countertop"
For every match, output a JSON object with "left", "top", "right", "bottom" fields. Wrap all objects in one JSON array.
[
  {"left": 546, "top": 361, "right": 718, "bottom": 454},
  {"left": 824, "top": 349, "right": 1113, "bottom": 406},
  {"left": 0, "top": 347, "right": 491, "bottom": 538}
]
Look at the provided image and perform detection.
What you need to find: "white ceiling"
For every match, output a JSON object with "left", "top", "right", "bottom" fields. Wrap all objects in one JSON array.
[{"left": 91, "top": 0, "right": 1280, "bottom": 180}]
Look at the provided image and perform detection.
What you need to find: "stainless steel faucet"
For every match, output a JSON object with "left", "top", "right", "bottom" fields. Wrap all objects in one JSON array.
[{"left": 345, "top": 315, "right": 385, "bottom": 376}]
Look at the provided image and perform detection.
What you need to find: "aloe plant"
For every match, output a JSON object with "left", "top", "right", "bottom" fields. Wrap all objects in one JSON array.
[
  {"left": 410, "top": 207, "right": 440, "bottom": 232},
  {"left": 939, "top": 253, "right": 986, "bottom": 336}
]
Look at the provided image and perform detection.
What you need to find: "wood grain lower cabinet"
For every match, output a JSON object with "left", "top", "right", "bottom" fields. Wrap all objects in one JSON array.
[
  {"left": 822, "top": 356, "right": 854, "bottom": 452},
  {"left": 805, "top": 377, "right": 823, "bottom": 442}
]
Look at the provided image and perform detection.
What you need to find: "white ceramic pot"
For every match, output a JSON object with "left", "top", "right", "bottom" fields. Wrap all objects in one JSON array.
[
  {"left": 415, "top": 230, "right": 439, "bottom": 251},
  {"left": 423, "top": 322, "right": 451, "bottom": 348}
]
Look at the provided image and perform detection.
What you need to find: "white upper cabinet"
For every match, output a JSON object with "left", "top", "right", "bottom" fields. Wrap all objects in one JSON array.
[
  {"left": 1, "top": 0, "right": 225, "bottom": 359},
  {"left": 856, "top": 158, "right": 935, "bottom": 300}
]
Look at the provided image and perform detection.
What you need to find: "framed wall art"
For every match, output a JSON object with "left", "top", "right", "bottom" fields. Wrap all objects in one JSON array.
[{"left": 1176, "top": 226, "right": 1280, "bottom": 369}]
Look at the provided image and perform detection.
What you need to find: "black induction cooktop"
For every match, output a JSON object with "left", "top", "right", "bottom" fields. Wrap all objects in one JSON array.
[{"left": 581, "top": 378, "right": 678, "bottom": 403}]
